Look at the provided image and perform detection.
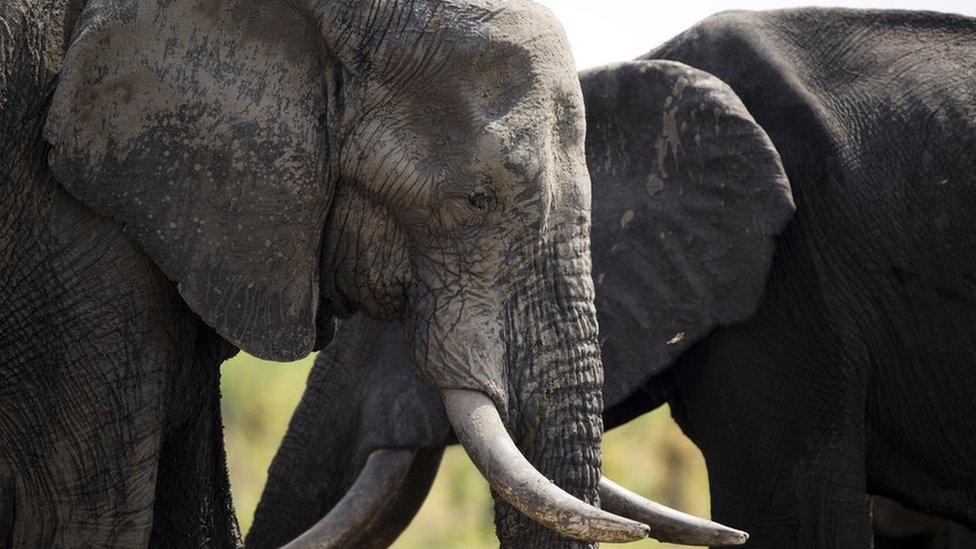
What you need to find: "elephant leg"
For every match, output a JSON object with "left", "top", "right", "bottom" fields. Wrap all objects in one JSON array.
[
  {"left": 150, "top": 331, "right": 240, "bottom": 548},
  {"left": 702, "top": 431, "right": 870, "bottom": 548},
  {"left": 668, "top": 299, "right": 872, "bottom": 548},
  {"left": 0, "top": 184, "right": 214, "bottom": 546},
  {"left": 872, "top": 498, "right": 976, "bottom": 549},
  {"left": 873, "top": 496, "right": 951, "bottom": 549},
  {"left": 946, "top": 524, "right": 976, "bottom": 548},
  {"left": 1, "top": 372, "right": 167, "bottom": 547},
  {"left": 873, "top": 527, "right": 976, "bottom": 549}
]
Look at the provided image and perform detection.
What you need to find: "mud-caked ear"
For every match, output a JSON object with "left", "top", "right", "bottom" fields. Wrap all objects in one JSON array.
[
  {"left": 581, "top": 60, "right": 795, "bottom": 408},
  {"left": 45, "top": 0, "right": 334, "bottom": 360}
]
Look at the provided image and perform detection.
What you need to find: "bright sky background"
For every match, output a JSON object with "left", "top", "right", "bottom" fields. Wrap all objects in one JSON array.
[{"left": 534, "top": 1, "right": 976, "bottom": 69}]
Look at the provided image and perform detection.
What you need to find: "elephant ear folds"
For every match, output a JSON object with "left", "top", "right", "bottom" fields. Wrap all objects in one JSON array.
[
  {"left": 45, "top": 0, "right": 335, "bottom": 360},
  {"left": 581, "top": 60, "right": 795, "bottom": 408}
]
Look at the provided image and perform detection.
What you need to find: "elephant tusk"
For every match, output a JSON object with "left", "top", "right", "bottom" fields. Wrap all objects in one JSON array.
[
  {"left": 442, "top": 388, "right": 650, "bottom": 543},
  {"left": 281, "top": 448, "right": 416, "bottom": 549},
  {"left": 599, "top": 477, "right": 749, "bottom": 546}
]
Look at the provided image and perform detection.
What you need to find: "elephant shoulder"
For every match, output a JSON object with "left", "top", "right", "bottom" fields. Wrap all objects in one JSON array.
[
  {"left": 647, "top": 6, "right": 976, "bottom": 242},
  {"left": 642, "top": 10, "right": 846, "bottom": 163},
  {"left": 646, "top": 8, "right": 976, "bottom": 139}
]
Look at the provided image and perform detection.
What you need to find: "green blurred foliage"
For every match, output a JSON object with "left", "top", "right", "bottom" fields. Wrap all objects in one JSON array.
[{"left": 221, "top": 352, "right": 711, "bottom": 548}]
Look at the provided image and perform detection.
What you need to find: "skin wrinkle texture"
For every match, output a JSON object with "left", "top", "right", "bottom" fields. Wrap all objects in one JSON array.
[
  {"left": 251, "top": 7, "right": 976, "bottom": 549},
  {"left": 2, "top": 3, "right": 240, "bottom": 546},
  {"left": 3, "top": 0, "right": 680, "bottom": 546}
]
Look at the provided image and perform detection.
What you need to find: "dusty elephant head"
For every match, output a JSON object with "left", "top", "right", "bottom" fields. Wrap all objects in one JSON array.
[
  {"left": 249, "top": 60, "right": 795, "bottom": 547},
  {"left": 43, "top": 0, "right": 695, "bottom": 545}
]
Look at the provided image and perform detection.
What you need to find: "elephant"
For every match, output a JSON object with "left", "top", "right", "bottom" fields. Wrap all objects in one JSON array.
[
  {"left": 249, "top": 7, "right": 976, "bottom": 549},
  {"left": 873, "top": 497, "right": 976, "bottom": 549},
  {"left": 0, "top": 0, "right": 732, "bottom": 546}
]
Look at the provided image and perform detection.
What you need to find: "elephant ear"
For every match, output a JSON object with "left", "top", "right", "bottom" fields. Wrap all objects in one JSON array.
[
  {"left": 44, "top": 0, "right": 333, "bottom": 360},
  {"left": 581, "top": 60, "right": 795, "bottom": 408}
]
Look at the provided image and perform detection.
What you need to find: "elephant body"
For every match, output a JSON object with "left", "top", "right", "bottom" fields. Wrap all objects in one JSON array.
[
  {"left": 1, "top": 1, "right": 239, "bottom": 545},
  {"left": 4, "top": 0, "right": 679, "bottom": 546},
  {"left": 251, "top": 8, "right": 976, "bottom": 549},
  {"left": 620, "top": 9, "right": 976, "bottom": 547}
]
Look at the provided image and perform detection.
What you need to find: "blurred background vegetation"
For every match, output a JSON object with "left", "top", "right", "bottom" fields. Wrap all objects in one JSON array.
[{"left": 222, "top": 352, "right": 711, "bottom": 548}]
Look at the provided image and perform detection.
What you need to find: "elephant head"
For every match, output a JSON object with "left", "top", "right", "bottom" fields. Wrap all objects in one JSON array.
[
  {"left": 249, "top": 59, "right": 795, "bottom": 546},
  {"left": 43, "top": 0, "right": 690, "bottom": 544}
]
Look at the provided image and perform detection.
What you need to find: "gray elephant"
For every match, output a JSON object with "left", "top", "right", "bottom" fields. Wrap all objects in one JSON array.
[
  {"left": 0, "top": 0, "right": 731, "bottom": 546},
  {"left": 249, "top": 7, "right": 976, "bottom": 549}
]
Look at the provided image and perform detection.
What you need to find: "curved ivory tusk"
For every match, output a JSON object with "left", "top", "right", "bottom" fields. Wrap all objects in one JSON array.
[
  {"left": 599, "top": 477, "right": 749, "bottom": 546},
  {"left": 442, "top": 388, "right": 650, "bottom": 543},
  {"left": 282, "top": 448, "right": 416, "bottom": 549}
]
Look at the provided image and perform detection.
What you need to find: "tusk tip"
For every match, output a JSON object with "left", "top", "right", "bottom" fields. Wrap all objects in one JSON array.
[
  {"left": 708, "top": 523, "right": 748, "bottom": 545},
  {"left": 725, "top": 528, "right": 750, "bottom": 545},
  {"left": 694, "top": 524, "right": 747, "bottom": 546},
  {"left": 631, "top": 522, "right": 653, "bottom": 541},
  {"left": 598, "top": 477, "right": 750, "bottom": 546},
  {"left": 644, "top": 522, "right": 748, "bottom": 546}
]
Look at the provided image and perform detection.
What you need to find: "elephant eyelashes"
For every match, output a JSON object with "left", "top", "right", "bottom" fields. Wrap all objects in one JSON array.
[{"left": 467, "top": 186, "right": 496, "bottom": 213}]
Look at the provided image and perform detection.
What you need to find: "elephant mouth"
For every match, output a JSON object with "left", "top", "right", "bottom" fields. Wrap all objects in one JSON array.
[{"left": 311, "top": 245, "right": 360, "bottom": 352}]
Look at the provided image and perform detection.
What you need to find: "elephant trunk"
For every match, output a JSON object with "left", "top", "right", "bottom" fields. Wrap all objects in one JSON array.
[
  {"left": 440, "top": 225, "right": 746, "bottom": 546},
  {"left": 489, "top": 224, "right": 615, "bottom": 547}
]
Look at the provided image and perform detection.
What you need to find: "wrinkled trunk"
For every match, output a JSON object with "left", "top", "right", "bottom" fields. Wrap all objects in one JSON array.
[{"left": 493, "top": 224, "right": 604, "bottom": 548}]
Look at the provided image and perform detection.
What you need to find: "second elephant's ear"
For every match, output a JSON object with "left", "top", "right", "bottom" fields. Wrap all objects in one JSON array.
[
  {"left": 581, "top": 60, "right": 795, "bottom": 408},
  {"left": 45, "top": 0, "right": 333, "bottom": 360}
]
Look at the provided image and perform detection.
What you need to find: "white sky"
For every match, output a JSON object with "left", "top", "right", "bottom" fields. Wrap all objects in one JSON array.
[{"left": 534, "top": 1, "right": 976, "bottom": 69}]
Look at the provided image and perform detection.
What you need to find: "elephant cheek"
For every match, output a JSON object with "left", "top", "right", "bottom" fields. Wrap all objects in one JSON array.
[{"left": 319, "top": 184, "right": 413, "bottom": 322}]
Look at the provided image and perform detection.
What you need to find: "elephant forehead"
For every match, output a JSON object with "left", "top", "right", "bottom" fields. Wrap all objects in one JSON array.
[
  {"left": 358, "top": 0, "right": 576, "bottom": 91},
  {"left": 459, "top": 2, "right": 576, "bottom": 91}
]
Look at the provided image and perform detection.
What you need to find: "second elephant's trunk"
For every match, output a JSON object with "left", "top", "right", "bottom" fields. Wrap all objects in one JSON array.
[{"left": 245, "top": 318, "right": 448, "bottom": 549}]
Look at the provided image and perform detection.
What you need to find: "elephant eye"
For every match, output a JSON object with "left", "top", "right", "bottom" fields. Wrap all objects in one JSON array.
[{"left": 467, "top": 185, "right": 496, "bottom": 213}]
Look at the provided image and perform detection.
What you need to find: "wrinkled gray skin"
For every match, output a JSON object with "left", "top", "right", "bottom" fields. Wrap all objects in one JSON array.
[
  {"left": 3, "top": 1, "right": 240, "bottom": 546},
  {"left": 252, "top": 8, "right": 976, "bottom": 549},
  {"left": 1, "top": 0, "right": 614, "bottom": 546}
]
